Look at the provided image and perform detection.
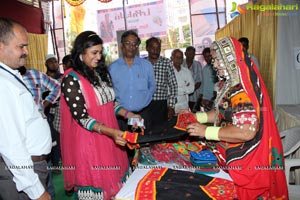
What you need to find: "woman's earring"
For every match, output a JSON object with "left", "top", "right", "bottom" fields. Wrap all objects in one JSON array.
[{"left": 79, "top": 54, "right": 83, "bottom": 61}]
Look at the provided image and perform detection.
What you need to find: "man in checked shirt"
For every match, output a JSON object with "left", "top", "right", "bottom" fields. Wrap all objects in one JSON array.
[{"left": 145, "top": 37, "right": 178, "bottom": 130}]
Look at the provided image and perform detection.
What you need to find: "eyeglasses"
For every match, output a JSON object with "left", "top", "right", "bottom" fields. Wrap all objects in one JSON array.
[{"left": 123, "top": 41, "right": 139, "bottom": 48}]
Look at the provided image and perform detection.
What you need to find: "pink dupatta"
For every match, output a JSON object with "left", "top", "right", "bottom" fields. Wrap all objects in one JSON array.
[{"left": 60, "top": 69, "right": 128, "bottom": 199}]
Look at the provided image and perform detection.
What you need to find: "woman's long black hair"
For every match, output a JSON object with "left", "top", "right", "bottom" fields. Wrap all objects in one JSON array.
[{"left": 71, "top": 31, "right": 112, "bottom": 87}]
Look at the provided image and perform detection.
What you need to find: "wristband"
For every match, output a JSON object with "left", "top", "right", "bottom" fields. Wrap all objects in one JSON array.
[
  {"left": 124, "top": 110, "right": 129, "bottom": 119},
  {"left": 205, "top": 126, "right": 221, "bottom": 141},
  {"left": 196, "top": 112, "right": 208, "bottom": 123}
]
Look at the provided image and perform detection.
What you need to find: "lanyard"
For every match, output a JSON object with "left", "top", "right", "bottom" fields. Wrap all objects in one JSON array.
[{"left": 0, "top": 65, "right": 33, "bottom": 96}]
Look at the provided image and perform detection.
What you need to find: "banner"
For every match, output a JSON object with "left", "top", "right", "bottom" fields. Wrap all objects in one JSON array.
[
  {"left": 190, "top": 0, "right": 225, "bottom": 55},
  {"left": 97, "top": 0, "right": 167, "bottom": 43}
]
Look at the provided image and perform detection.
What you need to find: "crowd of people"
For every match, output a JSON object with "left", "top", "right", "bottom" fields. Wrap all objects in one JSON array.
[{"left": 0, "top": 16, "right": 288, "bottom": 200}]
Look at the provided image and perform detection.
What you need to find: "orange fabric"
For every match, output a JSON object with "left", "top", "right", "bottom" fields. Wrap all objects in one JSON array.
[
  {"left": 123, "top": 131, "right": 140, "bottom": 149},
  {"left": 230, "top": 91, "right": 251, "bottom": 107},
  {"left": 200, "top": 177, "right": 237, "bottom": 199},
  {"left": 123, "top": 131, "right": 139, "bottom": 143},
  {"left": 135, "top": 168, "right": 168, "bottom": 200},
  {"left": 174, "top": 113, "right": 198, "bottom": 131}
]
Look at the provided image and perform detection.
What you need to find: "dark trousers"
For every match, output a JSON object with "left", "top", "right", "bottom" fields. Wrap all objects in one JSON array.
[
  {"left": 146, "top": 100, "right": 168, "bottom": 132},
  {"left": 0, "top": 158, "right": 49, "bottom": 200},
  {"left": 47, "top": 113, "right": 61, "bottom": 168},
  {"left": 50, "top": 135, "right": 61, "bottom": 168}
]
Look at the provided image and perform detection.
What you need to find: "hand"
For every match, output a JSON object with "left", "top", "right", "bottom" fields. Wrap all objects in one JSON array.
[
  {"left": 132, "top": 122, "right": 145, "bottom": 133},
  {"left": 42, "top": 101, "right": 51, "bottom": 109},
  {"left": 128, "top": 114, "right": 145, "bottom": 130},
  {"left": 112, "top": 130, "right": 127, "bottom": 146},
  {"left": 168, "top": 106, "right": 175, "bottom": 119},
  {"left": 129, "top": 113, "right": 142, "bottom": 120},
  {"left": 186, "top": 123, "right": 207, "bottom": 138},
  {"left": 202, "top": 99, "right": 213, "bottom": 108},
  {"left": 177, "top": 109, "right": 191, "bottom": 114},
  {"left": 37, "top": 191, "right": 51, "bottom": 200},
  {"left": 195, "top": 82, "right": 201, "bottom": 90}
]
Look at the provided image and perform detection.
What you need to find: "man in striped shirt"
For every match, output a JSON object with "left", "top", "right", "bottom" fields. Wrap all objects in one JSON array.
[{"left": 18, "top": 66, "right": 60, "bottom": 112}]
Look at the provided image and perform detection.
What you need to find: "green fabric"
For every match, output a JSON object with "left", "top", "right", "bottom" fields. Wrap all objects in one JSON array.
[
  {"left": 77, "top": 186, "right": 102, "bottom": 193},
  {"left": 52, "top": 172, "right": 74, "bottom": 199}
]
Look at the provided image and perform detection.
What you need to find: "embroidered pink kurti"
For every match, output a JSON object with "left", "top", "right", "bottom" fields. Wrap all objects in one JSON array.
[{"left": 60, "top": 69, "right": 128, "bottom": 199}]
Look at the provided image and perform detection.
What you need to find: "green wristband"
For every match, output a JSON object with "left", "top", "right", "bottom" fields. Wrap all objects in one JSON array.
[
  {"left": 196, "top": 112, "right": 208, "bottom": 123},
  {"left": 205, "top": 126, "right": 221, "bottom": 141}
]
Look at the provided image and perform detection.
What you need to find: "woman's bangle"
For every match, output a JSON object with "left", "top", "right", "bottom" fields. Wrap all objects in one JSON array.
[
  {"left": 196, "top": 112, "right": 208, "bottom": 123},
  {"left": 205, "top": 126, "right": 221, "bottom": 141},
  {"left": 124, "top": 110, "right": 129, "bottom": 119},
  {"left": 97, "top": 123, "right": 104, "bottom": 134}
]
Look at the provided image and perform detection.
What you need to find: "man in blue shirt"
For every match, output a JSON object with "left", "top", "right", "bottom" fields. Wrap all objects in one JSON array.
[{"left": 109, "top": 30, "right": 156, "bottom": 131}]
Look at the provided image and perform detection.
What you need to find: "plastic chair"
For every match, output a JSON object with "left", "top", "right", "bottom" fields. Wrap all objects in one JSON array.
[
  {"left": 280, "top": 126, "right": 300, "bottom": 200},
  {"left": 273, "top": 110, "right": 279, "bottom": 125},
  {"left": 280, "top": 126, "right": 300, "bottom": 157}
]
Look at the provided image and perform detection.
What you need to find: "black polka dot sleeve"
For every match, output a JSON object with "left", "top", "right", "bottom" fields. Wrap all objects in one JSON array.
[{"left": 61, "top": 74, "right": 96, "bottom": 131}]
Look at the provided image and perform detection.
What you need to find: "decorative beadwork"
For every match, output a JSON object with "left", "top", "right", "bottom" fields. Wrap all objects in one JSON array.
[
  {"left": 232, "top": 113, "right": 257, "bottom": 126},
  {"left": 77, "top": 188, "right": 104, "bottom": 200}
]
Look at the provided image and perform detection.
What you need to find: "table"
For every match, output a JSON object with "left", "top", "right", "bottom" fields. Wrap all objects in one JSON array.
[{"left": 115, "top": 163, "right": 232, "bottom": 200}]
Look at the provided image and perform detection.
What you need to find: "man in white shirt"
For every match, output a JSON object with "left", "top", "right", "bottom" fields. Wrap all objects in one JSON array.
[
  {"left": 182, "top": 46, "right": 202, "bottom": 112},
  {"left": 171, "top": 49, "right": 195, "bottom": 113},
  {"left": 0, "top": 17, "right": 52, "bottom": 200}
]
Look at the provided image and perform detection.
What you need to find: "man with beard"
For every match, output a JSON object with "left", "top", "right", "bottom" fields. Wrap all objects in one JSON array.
[
  {"left": 145, "top": 37, "right": 178, "bottom": 128},
  {"left": 45, "top": 54, "right": 63, "bottom": 81}
]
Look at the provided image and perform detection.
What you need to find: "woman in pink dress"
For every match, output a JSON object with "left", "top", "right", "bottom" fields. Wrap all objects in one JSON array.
[{"left": 60, "top": 31, "right": 139, "bottom": 200}]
